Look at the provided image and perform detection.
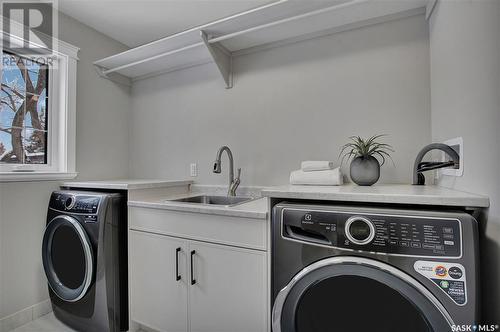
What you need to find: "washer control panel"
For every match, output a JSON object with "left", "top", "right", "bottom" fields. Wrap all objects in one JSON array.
[
  {"left": 344, "top": 216, "right": 376, "bottom": 245},
  {"left": 50, "top": 192, "right": 101, "bottom": 214},
  {"left": 281, "top": 208, "right": 461, "bottom": 257}
]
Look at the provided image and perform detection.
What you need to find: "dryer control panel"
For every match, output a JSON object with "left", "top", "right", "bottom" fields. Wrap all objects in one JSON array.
[
  {"left": 50, "top": 192, "right": 101, "bottom": 214},
  {"left": 281, "top": 207, "right": 462, "bottom": 257}
]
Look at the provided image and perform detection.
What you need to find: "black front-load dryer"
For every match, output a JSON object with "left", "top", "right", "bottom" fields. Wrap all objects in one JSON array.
[
  {"left": 271, "top": 203, "right": 479, "bottom": 332},
  {"left": 42, "top": 191, "right": 127, "bottom": 331}
]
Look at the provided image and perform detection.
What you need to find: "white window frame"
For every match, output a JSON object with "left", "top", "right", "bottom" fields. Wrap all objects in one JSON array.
[{"left": 0, "top": 18, "right": 79, "bottom": 182}]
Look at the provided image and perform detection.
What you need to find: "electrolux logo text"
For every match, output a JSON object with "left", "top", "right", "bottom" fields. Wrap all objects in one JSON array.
[{"left": 452, "top": 324, "right": 499, "bottom": 332}]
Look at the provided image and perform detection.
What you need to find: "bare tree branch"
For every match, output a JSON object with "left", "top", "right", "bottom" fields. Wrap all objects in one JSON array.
[
  {"left": 1, "top": 55, "right": 47, "bottom": 162},
  {"left": 6, "top": 93, "right": 18, "bottom": 113},
  {"left": 1, "top": 83, "right": 24, "bottom": 99},
  {"left": 0, "top": 100, "right": 16, "bottom": 112},
  {"left": 34, "top": 67, "right": 46, "bottom": 95},
  {"left": 0, "top": 151, "right": 15, "bottom": 162},
  {"left": 15, "top": 57, "right": 35, "bottom": 94}
]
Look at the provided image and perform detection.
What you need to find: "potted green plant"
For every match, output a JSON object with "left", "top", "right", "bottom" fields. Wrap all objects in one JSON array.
[{"left": 339, "top": 135, "right": 394, "bottom": 186}]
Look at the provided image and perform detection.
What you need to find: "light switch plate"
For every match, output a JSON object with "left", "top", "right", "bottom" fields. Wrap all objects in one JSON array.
[
  {"left": 190, "top": 163, "right": 198, "bottom": 177},
  {"left": 439, "top": 137, "right": 463, "bottom": 177}
]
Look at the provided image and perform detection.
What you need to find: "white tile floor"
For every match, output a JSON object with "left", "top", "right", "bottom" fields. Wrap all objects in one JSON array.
[{"left": 10, "top": 313, "right": 75, "bottom": 332}]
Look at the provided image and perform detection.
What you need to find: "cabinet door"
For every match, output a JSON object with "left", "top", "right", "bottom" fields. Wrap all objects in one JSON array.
[
  {"left": 129, "top": 230, "right": 188, "bottom": 332},
  {"left": 189, "top": 241, "right": 267, "bottom": 332}
]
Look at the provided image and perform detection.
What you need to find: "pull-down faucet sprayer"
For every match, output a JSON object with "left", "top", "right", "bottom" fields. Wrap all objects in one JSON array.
[{"left": 213, "top": 146, "right": 241, "bottom": 196}]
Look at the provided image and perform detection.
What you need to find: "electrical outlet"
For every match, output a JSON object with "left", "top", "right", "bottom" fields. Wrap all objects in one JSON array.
[
  {"left": 440, "top": 137, "right": 463, "bottom": 177},
  {"left": 190, "top": 163, "right": 198, "bottom": 177}
]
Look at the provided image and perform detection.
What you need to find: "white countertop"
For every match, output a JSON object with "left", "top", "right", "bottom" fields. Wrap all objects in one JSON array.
[
  {"left": 261, "top": 184, "right": 489, "bottom": 208},
  {"left": 61, "top": 179, "right": 193, "bottom": 190},
  {"left": 128, "top": 194, "right": 268, "bottom": 219},
  {"left": 60, "top": 179, "right": 266, "bottom": 218},
  {"left": 61, "top": 180, "right": 488, "bottom": 216}
]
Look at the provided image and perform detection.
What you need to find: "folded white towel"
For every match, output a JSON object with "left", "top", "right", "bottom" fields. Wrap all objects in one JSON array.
[
  {"left": 290, "top": 168, "right": 343, "bottom": 186},
  {"left": 301, "top": 161, "right": 335, "bottom": 172}
]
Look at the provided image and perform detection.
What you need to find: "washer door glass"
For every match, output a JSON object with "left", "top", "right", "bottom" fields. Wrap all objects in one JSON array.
[
  {"left": 297, "top": 275, "right": 429, "bottom": 331},
  {"left": 42, "top": 215, "right": 94, "bottom": 302},
  {"left": 273, "top": 257, "right": 453, "bottom": 332}
]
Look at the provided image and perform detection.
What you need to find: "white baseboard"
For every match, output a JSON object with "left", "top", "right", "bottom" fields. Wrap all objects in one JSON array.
[{"left": 0, "top": 299, "right": 52, "bottom": 332}]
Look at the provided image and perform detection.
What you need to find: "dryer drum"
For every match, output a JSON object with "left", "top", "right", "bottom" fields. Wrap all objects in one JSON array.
[
  {"left": 272, "top": 256, "right": 454, "bottom": 332},
  {"left": 42, "top": 215, "right": 94, "bottom": 302}
]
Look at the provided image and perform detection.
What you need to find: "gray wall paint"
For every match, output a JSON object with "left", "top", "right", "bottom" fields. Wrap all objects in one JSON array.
[
  {"left": 0, "top": 12, "right": 131, "bottom": 319},
  {"left": 129, "top": 15, "right": 431, "bottom": 186},
  {"left": 429, "top": 0, "right": 500, "bottom": 321}
]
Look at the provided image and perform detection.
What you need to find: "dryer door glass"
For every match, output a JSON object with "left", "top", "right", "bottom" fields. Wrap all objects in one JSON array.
[
  {"left": 51, "top": 224, "right": 86, "bottom": 289},
  {"left": 273, "top": 257, "right": 452, "bottom": 332},
  {"left": 42, "top": 215, "right": 94, "bottom": 302}
]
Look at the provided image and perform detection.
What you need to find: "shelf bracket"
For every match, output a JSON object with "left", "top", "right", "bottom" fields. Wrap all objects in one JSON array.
[
  {"left": 425, "top": 0, "right": 438, "bottom": 20},
  {"left": 93, "top": 64, "right": 132, "bottom": 87},
  {"left": 200, "top": 31, "right": 233, "bottom": 89}
]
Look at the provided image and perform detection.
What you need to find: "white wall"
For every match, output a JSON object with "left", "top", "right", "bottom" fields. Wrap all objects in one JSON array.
[
  {"left": 130, "top": 15, "right": 431, "bottom": 186},
  {"left": 0, "top": 12, "right": 131, "bottom": 320},
  {"left": 429, "top": 0, "right": 500, "bottom": 321}
]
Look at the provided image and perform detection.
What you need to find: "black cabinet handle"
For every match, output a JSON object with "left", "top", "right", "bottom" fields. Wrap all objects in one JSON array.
[
  {"left": 175, "top": 247, "right": 181, "bottom": 281},
  {"left": 190, "top": 250, "right": 196, "bottom": 285}
]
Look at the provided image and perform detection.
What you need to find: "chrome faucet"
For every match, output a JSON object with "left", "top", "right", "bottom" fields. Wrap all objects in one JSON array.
[
  {"left": 412, "top": 143, "right": 460, "bottom": 185},
  {"left": 213, "top": 146, "right": 241, "bottom": 196}
]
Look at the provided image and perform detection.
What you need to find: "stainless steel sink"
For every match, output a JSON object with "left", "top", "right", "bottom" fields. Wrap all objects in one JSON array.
[{"left": 167, "top": 195, "right": 254, "bottom": 207}]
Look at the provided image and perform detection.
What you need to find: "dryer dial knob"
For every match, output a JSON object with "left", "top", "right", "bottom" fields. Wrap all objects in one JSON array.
[
  {"left": 64, "top": 195, "right": 76, "bottom": 210},
  {"left": 345, "top": 216, "right": 375, "bottom": 245}
]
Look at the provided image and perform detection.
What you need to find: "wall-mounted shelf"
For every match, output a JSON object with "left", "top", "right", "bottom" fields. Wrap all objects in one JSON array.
[{"left": 94, "top": 0, "right": 429, "bottom": 88}]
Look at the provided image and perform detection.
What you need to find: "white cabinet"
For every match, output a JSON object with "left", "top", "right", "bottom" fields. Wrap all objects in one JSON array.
[
  {"left": 189, "top": 241, "right": 267, "bottom": 332},
  {"left": 128, "top": 207, "right": 268, "bottom": 332},
  {"left": 129, "top": 231, "right": 188, "bottom": 332}
]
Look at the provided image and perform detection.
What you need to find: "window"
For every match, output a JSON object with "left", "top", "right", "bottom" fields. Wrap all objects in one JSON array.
[
  {"left": 1, "top": 51, "right": 49, "bottom": 165},
  {"left": 0, "top": 19, "right": 79, "bottom": 181}
]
